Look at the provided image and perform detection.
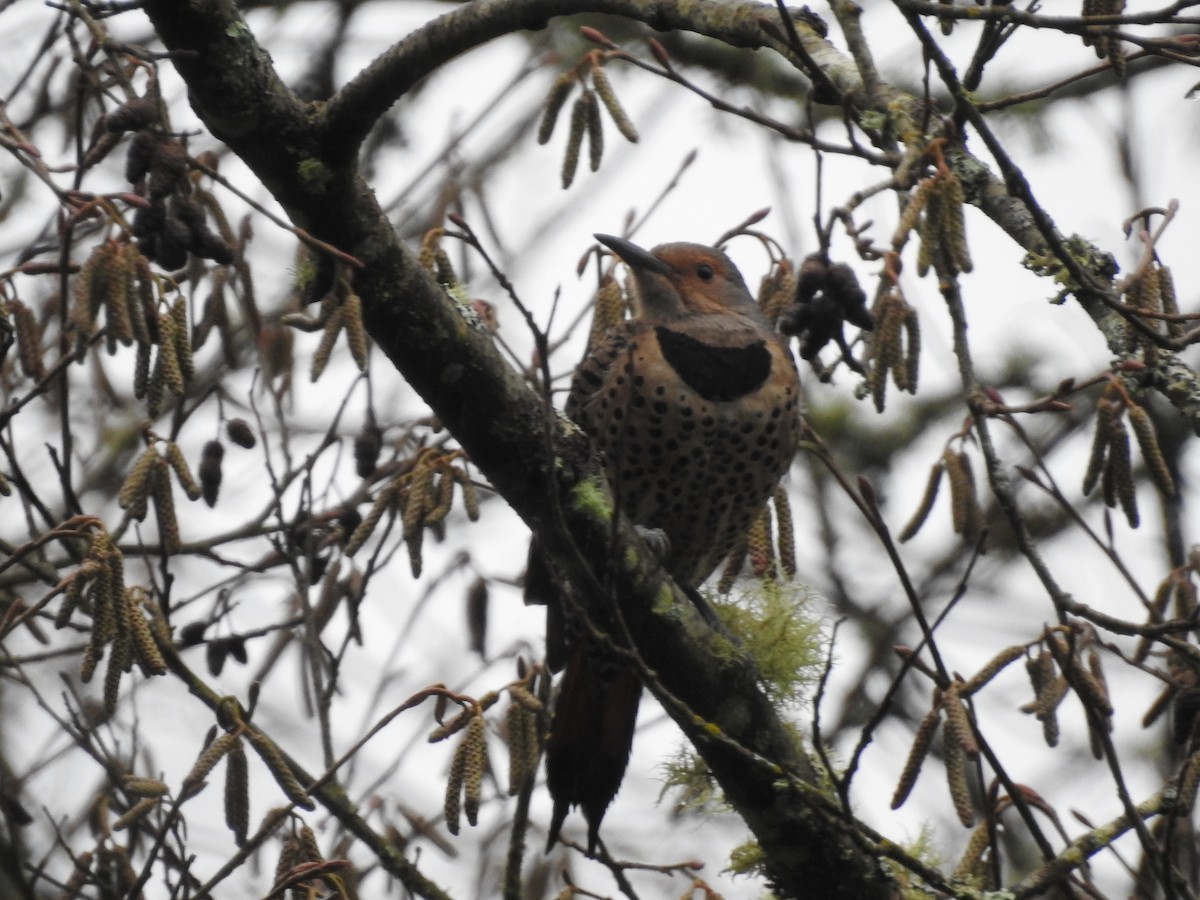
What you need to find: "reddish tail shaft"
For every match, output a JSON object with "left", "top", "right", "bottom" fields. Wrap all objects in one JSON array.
[{"left": 544, "top": 641, "right": 642, "bottom": 852}]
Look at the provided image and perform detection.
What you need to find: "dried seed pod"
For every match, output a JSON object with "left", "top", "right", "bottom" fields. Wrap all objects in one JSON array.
[
  {"left": 1074, "top": 653, "right": 1114, "bottom": 718},
  {"left": 344, "top": 479, "right": 398, "bottom": 556},
  {"left": 952, "top": 823, "right": 993, "bottom": 885},
  {"left": 580, "top": 89, "right": 604, "bottom": 172},
  {"left": 56, "top": 562, "right": 98, "bottom": 629},
  {"left": 103, "top": 246, "right": 138, "bottom": 348},
  {"left": 773, "top": 486, "right": 796, "bottom": 578},
  {"left": 537, "top": 71, "right": 576, "bottom": 145},
  {"left": 125, "top": 130, "right": 160, "bottom": 184},
  {"left": 916, "top": 181, "right": 943, "bottom": 278},
  {"left": 119, "top": 447, "right": 161, "bottom": 517},
  {"left": 944, "top": 448, "right": 980, "bottom": 541},
  {"left": 899, "top": 460, "right": 944, "bottom": 543},
  {"left": 297, "top": 825, "right": 322, "bottom": 862},
  {"left": 456, "top": 467, "right": 480, "bottom": 521},
  {"left": 170, "top": 297, "right": 194, "bottom": 382},
  {"left": 509, "top": 684, "right": 543, "bottom": 714},
  {"left": 718, "top": 532, "right": 748, "bottom": 593},
  {"left": 199, "top": 440, "right": 224, "bottom": 507},
  {"left": 105, "top": 97, "right": 159, "bottom": 133},
  {"left": 1176, "top": 576, "right": 1198, "bottom": 619},
  {"left": 1082, "top": 0, "right": 1127, "bottom": 74},
  {"left": 962, "top": 644, "right": 1026, "bottom": 696},
  {"left": 444, "top": 725, "right": 467, "bottom": 835},
  {"left": 891, "top": 705, "right": 941, "bottom": 809},
  {"left": 81, "top": 641, "right": 102, "bottom": 684},
  {"left": 506, "top": 700, "right": 532, "bottom": 795},
  {"left": 134, "top": 341, "right": 152, "bottom": 400},
  {"left": 561, "top": 94, "right": 588, "bottom": 189},
  {"left": 943, "top": 730, "right": 974, "bottom": 827},
  {"left": 1023, "top": 651, "right": 1067, "bottom": 748},
  {"left": 942, "top": 174, "right": 973, "bottom": 274},
  {"left": 1126, "top": 267, "right": 1163, "bottom": 317},
  {"left": 274, "top": 834, "right": 304, "bottom": 887},
  {"left": 11, "top": 298, "right": 46, "bottom": 380},
  {"left": 591, "top": 66, "right": 638, "bottom": 142},
  {"left": 126, "top": 589, "right": 167, "bottom": 676},
  {"left": 123, "top": 776, "right": 169, "bottom": 798},
  {"left": 746, "top": 505, "right": 775, "bottom": 579},
  {"left": 1103, "top": 422, "right": 1137, "bottom": 527},
  {"left": 466, "top": 577, "right": 488, "bottom": 659},
  {"left": 103, "top": 635, "right": 129, "bottom": 714},
  {"left": 123, "top": 245, "right": 156, "bottom": 344},
  {"left": 901, "top": 307, "right": 920, "bottom": 393},
  {"left": 867, "top": 291, "right": 903, "bottom": 412},
  {"left": 587, "top": 276, "right": 626, "bottom": 351},
  {"left": 113, "top": 796, "right": 160, "bottom": 831},
  {"left": 403, "top": 461, "right": 436, "bottom": 577},
  {"left": 429, "top": 707, "right": 473, "bottom": 743},
  {"left": 165, "top": 441, "right": 202, "bottom": 501},
  {"left": 224, "top": 736, "right": 250, "bottom": 846},
  {"left": 247, "top": 731, "right": 314, "bottom": 810},
  {"left": 182, "top": 731, "right": 239, "bottom": 796},
  {"left": 148, "top": 139, "right": 188, "bottom": 199},
  {"left": 310, "top": 303, "right": 343, "bottom": 382},
  {"left": 942, "top": 682, "right": 979, "bottom": 759},
  {"left": 343, "top": 291, "right": 368, "bottom": 371},
  {"left": 757, "top": 259, "right": 795, "bottom": 324},
  {"left": 1024, "top": 649, "right": 1051, "bottom": 702},
  {"left": 893, "top": 178, "right": 935, "bottom": 249},
  {"left": 151, "top": 459, "right": 181, "bottom": 553},
  {"left": 1158, "top": 266, "right": 1181, "bottom": 338},
  {"left": 461, "top": 714, "right": 487, "bottom": 826},
  {"left": 1082, "top": 396, "right": 1116, "bottom": 496},
  {"left": 155, "top": 312, "right": 185, "bottom": 394},
  {"left": 226, "top": 418, "right": 256, "bottom": 449},
  {"left": 92, "top": 532, "right": 124, "bottom": 644},
  {"left": 354, "top": 424, "right": 383, "bottom": 478},
  {"left": 152, "top": 214, "right": 190, "bottom": 270},
  {"left": 1126, "top": 402, "right": 1176, "bottom": 497}
]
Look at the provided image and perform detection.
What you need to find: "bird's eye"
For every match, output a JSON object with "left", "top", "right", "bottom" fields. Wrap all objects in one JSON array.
[{"left": 696, "top": 263, "right": 715, "bottom": 281}]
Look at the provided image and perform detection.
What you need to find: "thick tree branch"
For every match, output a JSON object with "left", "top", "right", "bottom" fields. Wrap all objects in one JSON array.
[{"left": 320, "top": 0, "right": 836, "bottom": 157}]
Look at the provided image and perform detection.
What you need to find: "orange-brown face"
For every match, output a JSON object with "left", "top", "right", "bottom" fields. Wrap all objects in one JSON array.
[{"left": 650, "top": 244, "right": 752, "bottom": 316}]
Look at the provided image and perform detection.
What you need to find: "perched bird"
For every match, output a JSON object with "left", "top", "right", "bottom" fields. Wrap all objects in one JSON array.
[{"left": 526, "top": 234, "right": 802, "bottom": 852}]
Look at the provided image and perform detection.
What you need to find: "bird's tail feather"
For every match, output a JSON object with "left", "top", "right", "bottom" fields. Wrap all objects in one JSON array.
[{"left": 544, "top": 641, "right": 642, "bottom": 853}]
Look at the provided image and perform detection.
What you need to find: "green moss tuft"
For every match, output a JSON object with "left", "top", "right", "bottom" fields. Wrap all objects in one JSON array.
[{"left": 711, "top": 580, "right": 824, "bottom": 707}]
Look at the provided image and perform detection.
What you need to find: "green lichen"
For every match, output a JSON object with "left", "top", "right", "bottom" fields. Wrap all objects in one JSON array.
[
  {"left": 297, "top": 158, "right": 333, "bottom": 194},
  {"left": 650, "top": 582, "right": 677, "bottom": 616},
  {"left": 1021, "top": 234, "right": 1118, "bottom": 302},
  {"left": 569, "top": 474, "right": 612, "bottom": 522}
]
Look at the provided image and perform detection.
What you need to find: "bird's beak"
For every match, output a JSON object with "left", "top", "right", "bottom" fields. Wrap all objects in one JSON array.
[{"left": 595, "top": 234, "right": 671, "bottom": 276}]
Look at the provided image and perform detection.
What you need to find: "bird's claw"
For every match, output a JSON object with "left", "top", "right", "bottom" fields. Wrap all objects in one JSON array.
[{"left": 635, "top": 526, "right": 671, "bottom": 562}]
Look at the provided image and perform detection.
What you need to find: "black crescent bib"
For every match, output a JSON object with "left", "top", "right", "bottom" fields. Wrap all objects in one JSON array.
[{"left": 654, "top": 326, "right": 772, "bottom": 402}]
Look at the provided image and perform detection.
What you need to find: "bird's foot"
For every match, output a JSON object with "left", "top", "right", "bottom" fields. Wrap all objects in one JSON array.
[{"left": 635, "top": 525, "right": 671, "bottom": 563}]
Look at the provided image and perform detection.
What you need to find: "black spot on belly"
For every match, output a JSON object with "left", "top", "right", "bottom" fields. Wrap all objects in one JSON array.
[{"left": 655, "top": 327, "right": 772, "bottom": 402}]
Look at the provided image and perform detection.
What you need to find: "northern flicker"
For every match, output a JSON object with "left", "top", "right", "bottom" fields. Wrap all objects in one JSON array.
[{"left": 526, "top": 234, "right": 802, "bottom": 852}]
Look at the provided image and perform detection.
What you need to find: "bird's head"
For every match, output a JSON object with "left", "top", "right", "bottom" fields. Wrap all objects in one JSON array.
[{"left": 595, "top": 234, "right": 761, "bottom": 324}]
